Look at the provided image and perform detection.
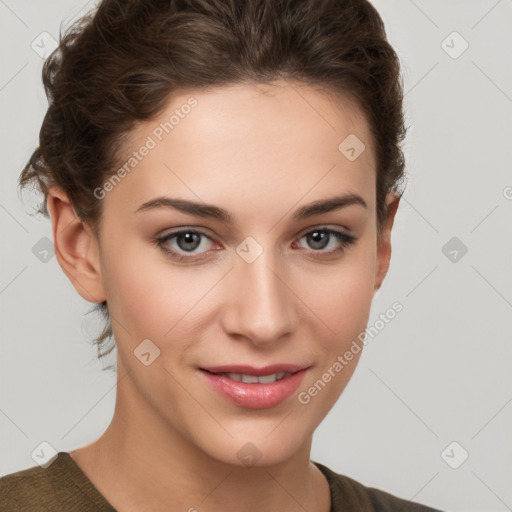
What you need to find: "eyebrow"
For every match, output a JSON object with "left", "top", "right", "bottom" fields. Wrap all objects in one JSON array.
[{"left": 135, "top": 193, "right": 367, "bottom": 223}]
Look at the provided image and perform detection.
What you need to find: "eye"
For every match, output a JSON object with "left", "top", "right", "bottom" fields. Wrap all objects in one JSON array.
[
  {"left": 154, "top": 228, "right": 217, "bottom": 261},
  {"left": 154, "top": 226, "right": 357, "bottom": 263},
  {"left": 294, "top": 228, "right": 356, "bottom": 256}
]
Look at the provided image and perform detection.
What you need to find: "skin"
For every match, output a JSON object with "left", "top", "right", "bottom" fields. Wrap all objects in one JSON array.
[{"left": 46, "top": 80, "right": 400, "bottom": 512}]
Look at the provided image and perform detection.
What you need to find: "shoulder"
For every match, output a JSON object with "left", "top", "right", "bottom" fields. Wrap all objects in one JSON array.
[
  {"left": 314, "top": 462, "right": 444, "bottom": 512},
  {"left": 0, "top": 452, "right": 110, "bottom": 512},
  {"left": 0, "top": 458, "right": 60, "bottom": 512}
]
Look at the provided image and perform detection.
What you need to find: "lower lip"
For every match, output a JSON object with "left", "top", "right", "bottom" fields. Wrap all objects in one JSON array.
[{"left": 200, "top": 369, "right": 308, "bottom": 409}]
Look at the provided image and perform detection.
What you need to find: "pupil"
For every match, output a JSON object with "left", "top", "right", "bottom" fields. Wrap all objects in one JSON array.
[
  {"left": 178, "top": 232, "right": 200, "bottom": 251},
  {"left": 309, "top": 231, "right": 328, "bottom": 249}
]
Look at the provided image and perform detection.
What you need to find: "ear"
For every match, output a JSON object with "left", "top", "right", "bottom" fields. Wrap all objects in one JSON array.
[
  {"left": 46, "top": 186, "right": 106, "bottom": 303},
  {"left": 374, "top": 193, "right": 401, "bottom": 293}
]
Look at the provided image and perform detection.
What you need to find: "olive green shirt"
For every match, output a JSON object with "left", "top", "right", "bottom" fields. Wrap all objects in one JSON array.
[{"left": 0, "top": 452, "right": 443, "bottom": 511}]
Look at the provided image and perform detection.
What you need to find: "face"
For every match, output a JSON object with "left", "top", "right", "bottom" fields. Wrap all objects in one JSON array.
[{"left": 62, "top": 80, "right": 396, "bottom": 467}]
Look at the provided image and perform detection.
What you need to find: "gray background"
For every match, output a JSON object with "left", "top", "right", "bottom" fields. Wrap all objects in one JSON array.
[{"left": 1, "top": 1, "right": 511, "bottom": 511}]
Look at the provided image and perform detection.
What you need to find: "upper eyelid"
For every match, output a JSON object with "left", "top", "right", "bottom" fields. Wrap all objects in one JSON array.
[
  {"left": 297, "top": 225, "right": 353, "bottom": 238},
  {"left": 157, "top": 226, "right": 216, "bottom": 242}
]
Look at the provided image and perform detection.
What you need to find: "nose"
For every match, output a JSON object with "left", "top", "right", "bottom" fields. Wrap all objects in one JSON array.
[{"left": 220, "top": 250, "right": 297, "bottom": 348}]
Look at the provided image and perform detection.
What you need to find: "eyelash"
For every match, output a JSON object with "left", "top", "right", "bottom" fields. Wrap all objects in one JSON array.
[{"left": 154, "top": 227, "right": 357, "bottom": 263}]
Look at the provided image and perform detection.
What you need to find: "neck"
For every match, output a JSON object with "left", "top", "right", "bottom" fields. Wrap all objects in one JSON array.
[{"left": 70, "top": 365, "right": 331, "bottom": 512}]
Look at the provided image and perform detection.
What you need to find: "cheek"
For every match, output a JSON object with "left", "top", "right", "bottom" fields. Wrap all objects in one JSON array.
[
  {"left": 294, "top": 246, "right": 377, "bottom": 346},
  {"left": 100, "top": 229, "right": 377, "bottom": 350},
  {"left": 294, "top": 257, "right": 375, "bottom": 416},
  {"left": 100, "top": 240, "right": 219, "bottom": 344}
]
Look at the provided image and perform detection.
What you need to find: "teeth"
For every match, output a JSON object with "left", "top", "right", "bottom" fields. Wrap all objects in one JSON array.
[
  {"left": 259, "top": 372, "right": 283, "bottom": 383},
  {"left": 241, "top": 374, "right": 259, "bottom": 384},
  {"left": 223, "top": 372, "right": 288, "bottom": 383}
]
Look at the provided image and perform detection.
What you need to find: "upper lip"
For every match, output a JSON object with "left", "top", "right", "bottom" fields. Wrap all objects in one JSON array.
[{"left": 200, "top": 364, "right": 309, "bottom": 376}]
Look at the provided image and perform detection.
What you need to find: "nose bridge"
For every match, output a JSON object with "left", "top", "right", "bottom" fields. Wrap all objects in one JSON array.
[{"left": 224, "top": 246, "right": 296, "bottom": 345}]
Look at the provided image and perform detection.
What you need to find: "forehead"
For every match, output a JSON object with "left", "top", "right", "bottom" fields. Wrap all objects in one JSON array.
[{"left": 105, "top": 80, "right": 376, "bottom": 218}]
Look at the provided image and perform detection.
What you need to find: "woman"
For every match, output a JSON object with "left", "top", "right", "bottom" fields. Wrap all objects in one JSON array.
[{"left": 0, "top": 0, "right": 444, "bottom": 510}]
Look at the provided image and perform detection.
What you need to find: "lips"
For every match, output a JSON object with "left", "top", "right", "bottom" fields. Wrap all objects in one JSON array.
[{"left": 199, "top": 364, "right": 309, "bottom": 409}]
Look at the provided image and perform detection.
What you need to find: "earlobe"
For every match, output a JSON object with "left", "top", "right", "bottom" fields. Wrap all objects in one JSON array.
[
  {"left": 46, "top": 186, "right": 106, "bottom": 304},
  {"left": 374, "top": 193, "right": 401, "bottom": 292}
]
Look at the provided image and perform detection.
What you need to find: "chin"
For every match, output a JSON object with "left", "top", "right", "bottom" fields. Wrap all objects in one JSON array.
[{"left": 194, "top": 426, "right": 310, "bottom": 469}]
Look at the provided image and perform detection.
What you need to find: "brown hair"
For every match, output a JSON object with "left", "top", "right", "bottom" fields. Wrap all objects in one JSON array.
[{"left": 19, "top": 0, "right": 407, "bottom": 368}]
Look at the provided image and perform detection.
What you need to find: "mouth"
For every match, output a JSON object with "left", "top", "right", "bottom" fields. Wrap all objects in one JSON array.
[
  {"left": 205, "top": 371, "right": 291, "bottom": 384},
  {"left": 199, "top": 364, "right": 310, "bottom": 409}
]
